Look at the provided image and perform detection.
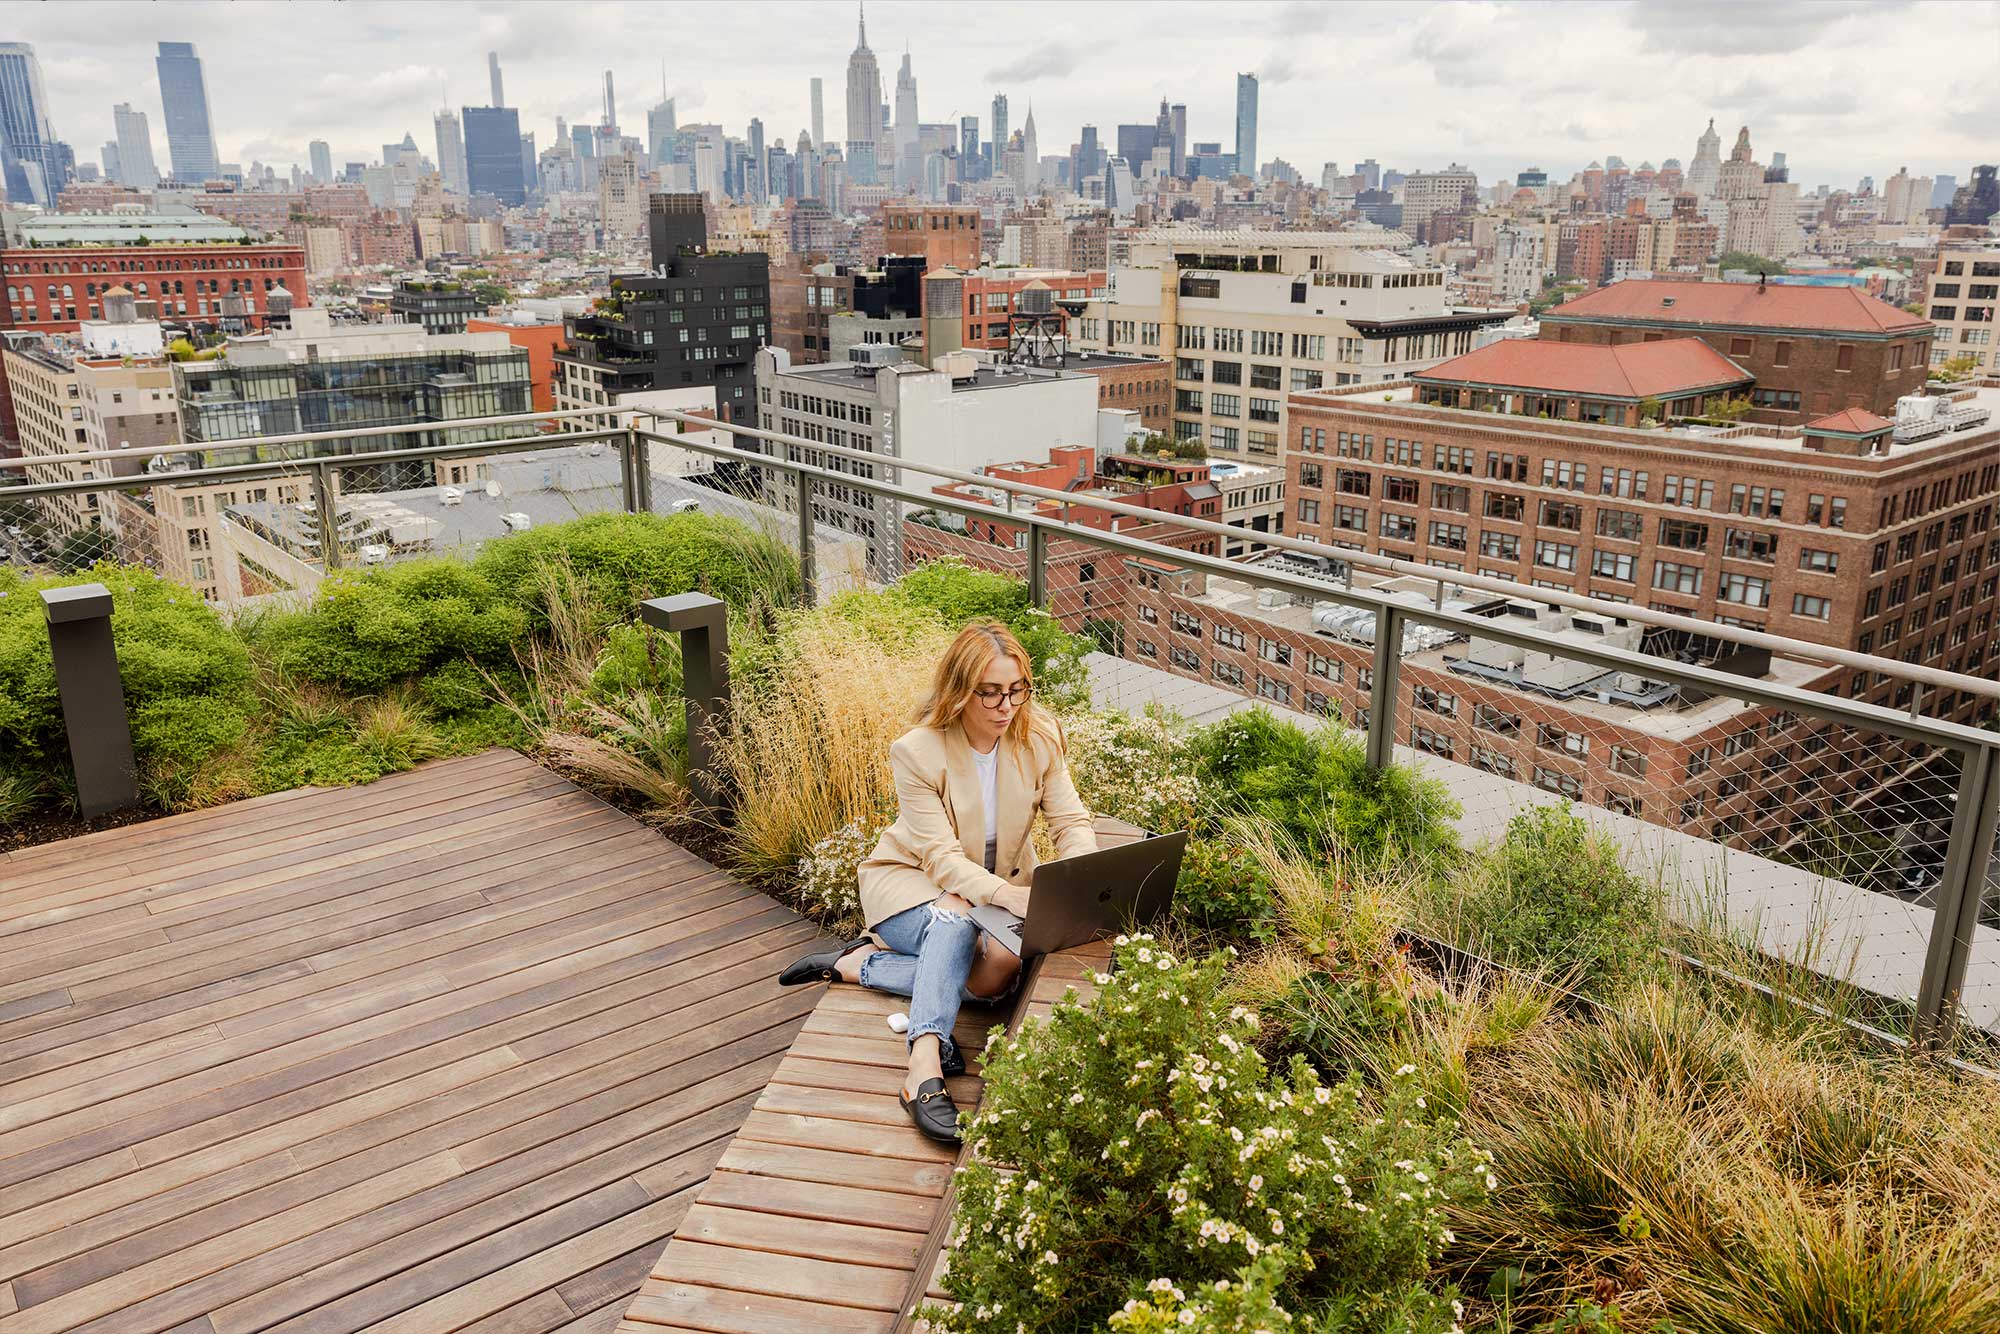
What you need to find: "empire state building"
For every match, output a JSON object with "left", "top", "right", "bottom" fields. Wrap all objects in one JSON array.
[{"left": 844, "top": 3, "right": 883, "bottom": 185}]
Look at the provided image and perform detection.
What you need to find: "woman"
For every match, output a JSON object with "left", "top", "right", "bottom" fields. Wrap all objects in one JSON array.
[{"left": 778, "top": 620, "right": 1097, "bottom": 1145}]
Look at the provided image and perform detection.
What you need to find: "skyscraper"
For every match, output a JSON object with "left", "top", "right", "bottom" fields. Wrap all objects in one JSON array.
[
  {"left": 649, "top": 98, "right": 678, "bottom": 167},
  {"left": 99, "top": 142, "right": 121, "bottom": 184},
  {"left": 1019, "top": 105, "right": 1038, "bottom": 195},
  {"left": 1686, "top": 117, "right": 1722, "bottom": 197},
  {"left": 810, "top": 78, "right": 824, "bottom": 149},
  {"left": 111, "top": 102, "right": 160, "bottom": 187},
  {"left": 1169, "top": 104, "right": 1187, "bottom": 179},
  {"left": 602, "top": 70, "right": 617, "bottom": 132},
  {"left": 893, "top": 52, "right": 919, "bottom": 190},
  {"left": 155, "top": 41, "right": 220, "bottom": 183},
  {"left": 748, "top": 118, "right": 766, "bottom": 201},
  {"left": 309, "top": 139, "right": 332, "bottom": 184},
  {"left": 488, "top": 51, "right": 505, "bottom": 107},
  {"left": 433, "top": 109, "right": 467, "bottom": 195},
  {"left": 990, "top": 94, "right": 1009, "bottom": 169},
  {"left": 462, "top": 105, "right": 526, "bottom": 204},
  {"left": 0, "top": 43, "right": 64, "bottom": 205},
  {"left": 796, "top": 129, "right": 817, "bottom": 198},
  {"left": 1234, "top": 72, "right": 1258, "bottom": 181},
  {"left": 960, "top": 116, "right": 980, "bottom": 180},
  {"left": 844, "top": 4, "right": 882, "bottom": 184}
]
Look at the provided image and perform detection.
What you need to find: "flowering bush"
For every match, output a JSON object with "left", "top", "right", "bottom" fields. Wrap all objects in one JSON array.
[
  {"left": 1106, "top": 1258, "right": 1298, "bottom": 1332},
  {"left": 927, "top": 937, "right": 1490, "bottom": 1333},
  {"left": 794, "top": 809, "right": 892, "bottom": 929},
  {"left": 1174, "top": 832, "right": 1281, "bottom": 945},
  {"left": 1062, "top": 706, "right": 1204, "bottom": 834}
]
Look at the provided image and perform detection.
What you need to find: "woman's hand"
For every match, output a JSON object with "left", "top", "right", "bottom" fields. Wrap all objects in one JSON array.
[{"left": 991, "top": 883, "right": 1031, "bottom": 917}]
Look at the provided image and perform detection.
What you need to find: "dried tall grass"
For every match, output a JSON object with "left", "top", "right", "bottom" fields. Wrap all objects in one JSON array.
[{"left": 715, "top": 608, "right": 949, "bottom": 884}]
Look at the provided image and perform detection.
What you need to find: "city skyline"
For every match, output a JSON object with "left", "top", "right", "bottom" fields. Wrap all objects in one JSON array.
[{"left": 7, "top": 0, "right": 1993, "bottom": 194}]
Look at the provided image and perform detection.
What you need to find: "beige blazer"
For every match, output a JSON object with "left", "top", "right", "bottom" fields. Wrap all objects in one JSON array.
[{"left": 857, "top": 720, "right": 1098, "bottom": 935}]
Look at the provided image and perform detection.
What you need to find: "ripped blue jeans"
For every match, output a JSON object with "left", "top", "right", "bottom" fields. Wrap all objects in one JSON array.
[{"left": 859, "top": 900, "right": 1015, "bottom": 1061}]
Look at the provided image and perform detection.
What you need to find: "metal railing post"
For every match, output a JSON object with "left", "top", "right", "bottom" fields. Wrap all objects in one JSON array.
[
  {"left": 1913, "top": 742, "right": 2000, "bottom": 1047},
  {"left": 632, "top": 425, "right": 653, "bottom": 514},
  {"left": 795, "top": 468, "right": 817, "bottom": 608},
  {"left": 619, "top": 425, "right": 640, "bottom": 514},
  {"left": 41, "top": 583, "right": 140, "bottom": 817},
  {"left": 311, "top": 462, "right": 341, "bottom": 570},
  {"left": 1365, "top": 605, "right": 1405, "bottom": 770},
  {"left": 640, "top": 592, "right": 731, "bottom": 815},
  {"left": 1027, "top": 523, "right": 1046, "bottom": 609}
]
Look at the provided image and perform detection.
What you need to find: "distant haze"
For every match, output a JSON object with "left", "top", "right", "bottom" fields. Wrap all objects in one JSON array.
[{"left": 16, "top": 0, "right": 1994, "bottom": 192}]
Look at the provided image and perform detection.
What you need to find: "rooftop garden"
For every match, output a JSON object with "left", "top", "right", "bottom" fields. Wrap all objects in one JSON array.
[{"left": 3, "top": 523, "right": 1996, "bottom": 1330}]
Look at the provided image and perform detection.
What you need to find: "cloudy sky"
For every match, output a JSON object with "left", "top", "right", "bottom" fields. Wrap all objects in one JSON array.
[{"left": 16, "top": 0, "right": 1997, "bottom": 192}]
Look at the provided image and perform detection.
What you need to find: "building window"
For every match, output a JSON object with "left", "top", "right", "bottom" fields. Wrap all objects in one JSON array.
[
  {"left": 1413, "top": 685, "right": 1457, "bottom": 717},
  {"left": 1432, "top": 483, "right": 1470, "bottom": 512},
  {"left": 1257, "top": 674, "right": 1291, "bottom": 705},
  {"left": 1533, "top": 540, "right": 1578, "bottom": 572},
  {"left": 1429, "top": 520, "right": 1467, "bottom": 551},
  {"left": 1609, "top": 744, "right": 1647, "bottom": 777},
  {"left": 1533, "top": 766, "right": 1582, "bottom": 798},
  {"left": 1798, "top": 547, "right": 1838, "bottom": 574},
  {"left": 1652, "top": 560, "right": 1703, "bottom": 596},
  {"left": 1259, "top": 637, "right": 1292, "bottom": 666},
  {"left": 1719, "top": 572, "right": 1771, "bottom": 608},
  {"left": 1792, "top": 593, "right": 1832, "bottom": 619},
  {"left": 1537, "top": 723, "right": 1588, "bottom": 757},
  {"left": 1470, "top": 744, "right": 1514, "bottom": 778},
  {"left": 1172, "top": 611, "right": 1202, "bottom": 637},
  {"left": 1411, "top": 725, "right": 1454, "bottom": 758},
  {"left": 1592, "top": 550, "right": 1635, "bottom": 582},
  {"left": 1214, "top": 624, "right": 1246, "bottom": 651},
  {"left": 1213, "top": 660, "right": 1246, "bottom": 687},
  {"left": 1474, "top": 704, "right": 1521, "bottom": 736},
  {"left": 1307, "top": 652, "right": 1342, "bottom": 681}
]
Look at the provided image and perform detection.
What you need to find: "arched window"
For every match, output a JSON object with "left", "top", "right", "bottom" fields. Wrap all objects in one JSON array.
[{"left": 61, "top": 284, "right": 73, "bottom": 298}]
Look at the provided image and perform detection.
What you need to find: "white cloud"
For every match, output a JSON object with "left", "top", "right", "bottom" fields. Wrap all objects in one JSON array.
[{"left": 12, "top": 0, "right": 1988, "bottom": 193}]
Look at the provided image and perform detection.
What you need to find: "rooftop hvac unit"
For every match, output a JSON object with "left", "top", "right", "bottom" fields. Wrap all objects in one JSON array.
[
  {"left": 585, "top": 442, "right": 606, "bottom": 457},
  {"left": 670, "top": 498, "right": 702, "bottom": 513},
  {"left": 439, "top": 486, "right": 464, "bottom": 506},
  {"left": 358, "top": 543, "right": 389, "bottom": 565},
  {"left": 502, "top": 512, "right": 532, "bottom": 531},
  {"left": 848, "top": 343, "right": 901, "bottom": 373}
]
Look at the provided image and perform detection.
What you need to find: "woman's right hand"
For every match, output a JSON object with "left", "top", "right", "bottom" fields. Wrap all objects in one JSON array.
[{"left": 990, "top": 884, "right": 1031, "bottom": 917}]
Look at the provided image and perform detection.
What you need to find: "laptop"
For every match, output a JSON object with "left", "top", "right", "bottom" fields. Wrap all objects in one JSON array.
[{"left": 968, "top": 830, "right": 1188, "bottom": 960}]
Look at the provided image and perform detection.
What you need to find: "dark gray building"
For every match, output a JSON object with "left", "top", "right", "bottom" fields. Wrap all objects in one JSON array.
[
  {"left": 390, "top": 281, "right": 482, "bottom": 335},
  {"left": 462, "top": 106, "right": 526, "bottom": 205},
  {"left": 555, "top": 193, "right": 771, "bottom": 429},
  {"left": 154, "top": 41, "right": 219, "bottom": 183}
]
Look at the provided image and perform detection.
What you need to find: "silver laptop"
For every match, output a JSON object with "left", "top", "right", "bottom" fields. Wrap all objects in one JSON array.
[{"left": 968, "top": 831, "right": 1188, "bottom": 959}]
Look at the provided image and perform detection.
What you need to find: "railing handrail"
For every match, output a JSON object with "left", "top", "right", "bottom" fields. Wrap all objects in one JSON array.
[
  {"left": 0, "top": 408, "right": 610, "bottom": 472},
  {"left": 627, "top": 406, "right": 2000, "bottom": 709},
  {"left": 7, "top": 401, "right": 1996, "bottom": 721}
]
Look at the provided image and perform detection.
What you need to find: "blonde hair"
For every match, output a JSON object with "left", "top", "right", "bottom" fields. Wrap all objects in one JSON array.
[{"left": 914, "top": 619, "right": 1059, "bottom": 752}]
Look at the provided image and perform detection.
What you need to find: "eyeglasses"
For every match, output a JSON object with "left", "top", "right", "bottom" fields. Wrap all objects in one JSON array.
[{"left": 972, "top": 683, "right": 1034, "bottom": 708}]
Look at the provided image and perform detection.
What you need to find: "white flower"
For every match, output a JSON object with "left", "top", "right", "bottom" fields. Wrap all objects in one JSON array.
[{"left": 1042, "top": 1250, "right": 1059, "bottom": 1265}]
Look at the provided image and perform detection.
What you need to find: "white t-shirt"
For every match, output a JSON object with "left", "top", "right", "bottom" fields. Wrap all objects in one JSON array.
[{"left": 971, "top": 742, "right": 999, "bottom": 872}]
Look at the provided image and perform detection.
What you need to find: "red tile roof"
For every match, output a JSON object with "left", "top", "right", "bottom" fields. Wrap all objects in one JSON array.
[
  {"left": 1804, "top": 408, "right": 1894, "bottom": 435},
  {"left": 1411, "top": 337, "right": 1754, "bottom": 400},
  {"left": 1543, "top": 279, "right": 1930, "bottom": 335}
]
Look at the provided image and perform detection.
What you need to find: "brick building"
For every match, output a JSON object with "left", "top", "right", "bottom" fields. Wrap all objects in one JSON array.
[
  {"left": 1284, "top": 377, "right": 1998, "bottom": 723},
  {"left": 1116, "top": 557, "right": 1890, "bottom": 854},
  {"left": 1540, "top": 279, "right": 1933, "bottom": 422},
  {"left": 957, "top": 268, "right": 1107, "bottom": 348},
  {"left": 880, "top": 204, "right": 982, "bottom": 271},
  {"left": 0, "top": 212, "right": 308, "bottom": 452},
  {"left": 1063, "top": 350, "right": 1172, "bottom": 433}
]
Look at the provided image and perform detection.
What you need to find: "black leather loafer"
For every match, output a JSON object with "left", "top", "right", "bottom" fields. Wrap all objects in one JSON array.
[
  {"left": 940, "top": 1043, "right": 966, "bottom": 1078},
  {"left": 898, "top": 1077, "right": 963, "bottom": 1145},
  {"left": 777, "top": 936, "right": 871, "bottom": 987}
]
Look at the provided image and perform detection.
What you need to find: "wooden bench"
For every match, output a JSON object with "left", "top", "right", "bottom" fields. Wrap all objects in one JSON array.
[{"left": 614, "top": 818, "right": 1139, "bottom": 1334}]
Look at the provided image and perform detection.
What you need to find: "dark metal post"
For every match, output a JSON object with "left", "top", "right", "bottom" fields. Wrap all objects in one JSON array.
[
  {"left": 795, "top": 468, "right": 817, "bottom": 608},
  {"left": 312, "top": 462, "right": 341, "bottom": 570},
  {"left": 1026, "top": 523, "right": 1046, "bottom": 608},
  {"left": 42, "top": 583, "right": 140, "bottom": 817},
  {"left": 640, "top": 592, "right": 730, "bottom": 814},
  {"left": 620, "top": 427, "right": 640, "bottom": 514},
  {"left": 1914, "top": 743, "right": 2000, "bottom": 1046},
  {"left": 1365, "top": 605, "right": 1404, "bottom": 770},
  {"left": 632, "top": 426, "right": 653, "bottom": 513}
]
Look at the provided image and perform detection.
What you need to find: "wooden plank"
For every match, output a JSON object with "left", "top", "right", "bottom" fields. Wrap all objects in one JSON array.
[
  {"left": 710, "top": 1140, "right": 953, "bottom": 1199},
  {"left": 621, "top": 1284, "right": 891, "bottom": 1334},
  {"left": 689, "top": 1172, "right": 932, "bottom": 1236},
  {"left": 643, "top": 1240, "right": 907, "bottom": 1312},
  {"left": 555, "top": 1243, "right": 676, "bottom": 1319},
  {"left": 674, "top": 1203, "right": 923, "bottom": 1271}
]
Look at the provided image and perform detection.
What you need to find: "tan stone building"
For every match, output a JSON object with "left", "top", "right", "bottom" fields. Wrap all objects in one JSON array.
[{"left": 1926, "top": 243, "right": 2000, "bottom": 376}]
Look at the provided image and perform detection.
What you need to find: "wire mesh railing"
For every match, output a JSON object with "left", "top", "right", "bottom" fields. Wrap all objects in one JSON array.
[{"left": 7, "top": 405, "right": 2000, "bottom": 1049}]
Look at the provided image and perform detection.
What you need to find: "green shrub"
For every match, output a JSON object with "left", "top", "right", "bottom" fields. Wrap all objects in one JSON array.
[
  {"left": 883, "top": 557, "right": 1091, "bottom": 710},
  {"left": 0, "top": 564, "right": 253, "bottom": 781},
  {"left": 1438, "top": 804, "right": 1663, "bottom": 997},
  {"left": 1173, "top": 831, "right": 1280, "bottom": 945},
  {"left": 1189, "top": 709, "right": 1459, "bottom": 862},
  {"left": 470, "top": 510, "right": 799, "bottom": 624},
  {"left": 248, "top": 559, "right": 527, "bottom": 692},
  {"left": 929, "top": 937, "right": 1488, "bottom": 1333}
]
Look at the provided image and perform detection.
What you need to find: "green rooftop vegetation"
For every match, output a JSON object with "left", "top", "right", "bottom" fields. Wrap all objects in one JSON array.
[{"left": 3, "top": 528, "right": 1996, "bottom": 1330}]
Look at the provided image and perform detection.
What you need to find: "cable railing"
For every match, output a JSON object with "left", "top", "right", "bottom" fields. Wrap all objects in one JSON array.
[{"left": 5, "top": 406, "right": 1998, "bottom": 1047}]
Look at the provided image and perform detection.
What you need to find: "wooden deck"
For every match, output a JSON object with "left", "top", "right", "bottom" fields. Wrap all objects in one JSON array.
[{"left": 0, "top": 748, "right": 828, "bottom": 1334}]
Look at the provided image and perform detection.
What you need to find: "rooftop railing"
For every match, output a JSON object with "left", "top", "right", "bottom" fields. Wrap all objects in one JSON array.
[{"left": 5, "top": 405, "right": 1998, "bottom": 1049}]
